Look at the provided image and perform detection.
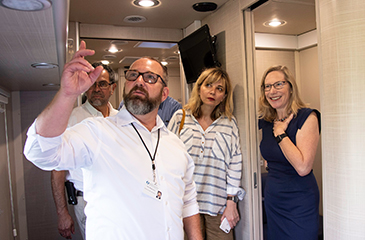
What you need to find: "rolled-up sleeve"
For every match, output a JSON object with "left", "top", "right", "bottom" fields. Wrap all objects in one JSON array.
[
  {"left": 182, "top": 153, "right": 199, "bottom": 218},
  {"left": 226, "top": 121, "right": 246, "bottom": 201},
  {"left": 24, "top": 119, "right": 91, "bottom": 171},
  {"left": 23, "top": 119, "right": 66, "bottom": 170}
]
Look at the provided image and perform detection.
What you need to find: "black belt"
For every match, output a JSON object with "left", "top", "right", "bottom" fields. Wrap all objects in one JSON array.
[{"left": 76, "top": 190, "right": 83, "bottom": 197}]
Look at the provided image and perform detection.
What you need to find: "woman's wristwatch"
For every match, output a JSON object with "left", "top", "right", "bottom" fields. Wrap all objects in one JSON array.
[
  {"left": 227, "top": 195, "right": 238, "bottom": 203},
  {"left": 275, "top": 133, "right": 288, "bottom": 143}
]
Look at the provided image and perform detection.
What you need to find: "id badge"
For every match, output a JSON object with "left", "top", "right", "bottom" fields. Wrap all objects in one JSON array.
[{"left": 143, "top": 180, "right": 162, "bottom": 201}]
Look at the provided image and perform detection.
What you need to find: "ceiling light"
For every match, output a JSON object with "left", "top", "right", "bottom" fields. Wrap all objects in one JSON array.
[
  {"left": 31, "top": 62, "right": 58, "bottom": 69},
  {"left": 108, "top": 46, "right": 118, "bottom": 53},
  {"left": 161, "top": 61, "right": 168, "bottom": 66},
  {"left": 133, "top": 0, "right": 160, "bottom": 8},
  {"left": 264, "top": 19, "right": 287, "bottom": 27},
  {"left": 106, "top": 44, "right": 123, "bottom": 53},
  {"left": 0, "top": 0, "right": 51, "bottom": 11},
  {"left": 101, "top": 60, "right": 110, "bottom": 65}
]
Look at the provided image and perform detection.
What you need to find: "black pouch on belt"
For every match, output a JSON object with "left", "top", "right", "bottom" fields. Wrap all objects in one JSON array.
[{"left": 65, "top": 181, "right": 78, "bottom": 205}]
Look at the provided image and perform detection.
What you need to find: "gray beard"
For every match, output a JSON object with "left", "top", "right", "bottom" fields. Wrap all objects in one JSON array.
[
  {"left": 123, "top": 86, "right": 162, "bottom": 115},
  {"left": 89, "top": 99, "right": 102, "bottom": 107}
]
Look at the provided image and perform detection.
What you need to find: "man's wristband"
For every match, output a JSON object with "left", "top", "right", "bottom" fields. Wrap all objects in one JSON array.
[{"left": 275, "top": 133, "right": 288, "bottom": 143}]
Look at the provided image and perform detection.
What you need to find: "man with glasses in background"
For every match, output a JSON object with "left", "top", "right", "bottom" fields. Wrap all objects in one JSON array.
[
  {"left": 51, "top": 62, "right": 118, "bottom": 239},
  {"left": 24, "top": 41, "right": 202, "bottom": 240}
]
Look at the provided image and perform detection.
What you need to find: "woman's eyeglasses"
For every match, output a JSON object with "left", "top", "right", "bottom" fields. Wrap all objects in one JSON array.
[{"left": 263, "top": 81, "right": 287, "bottom": 92}]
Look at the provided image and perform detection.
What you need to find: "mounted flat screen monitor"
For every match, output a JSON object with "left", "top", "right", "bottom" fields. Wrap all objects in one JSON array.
[{"left": 178, "top": 24, "right": 220, "bottom": 84}]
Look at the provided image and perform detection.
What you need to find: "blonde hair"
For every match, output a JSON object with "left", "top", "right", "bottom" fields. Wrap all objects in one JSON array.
[
  {"left": 258, "top": 65, "right": 307, "bottom": 122},
  {"left": 184, "top": 67, "right": 234, "bottom": 120}
]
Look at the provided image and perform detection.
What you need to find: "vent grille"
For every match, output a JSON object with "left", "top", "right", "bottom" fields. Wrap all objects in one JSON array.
[{"left": 124, "top": 15, "right": 146, "bottom": 23}]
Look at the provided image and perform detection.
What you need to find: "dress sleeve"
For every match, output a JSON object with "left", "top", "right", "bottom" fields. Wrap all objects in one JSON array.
[
  {"left": 226, "top": 118, "right": 246, "bottom": 200},
  {"left": 297, "top": 108, "right": 321, "bottom": 133}
]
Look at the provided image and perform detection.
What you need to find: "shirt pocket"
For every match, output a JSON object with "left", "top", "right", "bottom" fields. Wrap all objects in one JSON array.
[{"left": 211, "top": 131, "right": 232, "bottom": 164}]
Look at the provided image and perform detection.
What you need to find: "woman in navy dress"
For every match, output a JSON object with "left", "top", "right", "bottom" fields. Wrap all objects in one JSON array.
[{"left": 258, "top": 65, "right": 321, "bottom": 240}]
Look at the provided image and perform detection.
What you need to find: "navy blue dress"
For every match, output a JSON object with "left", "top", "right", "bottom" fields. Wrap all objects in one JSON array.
[{"left": 259, "top": 108, "right": 320, "bottom": 240}]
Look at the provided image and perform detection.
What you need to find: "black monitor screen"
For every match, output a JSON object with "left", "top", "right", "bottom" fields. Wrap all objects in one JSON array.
[{"left": 178, "top": 24, "right": 219, "bottom": 84}]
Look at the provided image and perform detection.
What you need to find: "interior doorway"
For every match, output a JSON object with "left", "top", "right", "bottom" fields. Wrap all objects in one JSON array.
[{"left": 243, "top": 0, "right": 322, "bottom": 239}]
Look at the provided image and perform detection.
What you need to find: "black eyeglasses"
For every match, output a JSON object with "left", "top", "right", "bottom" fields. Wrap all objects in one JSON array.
[
  {"left": 124, "top": 70, "right": 166, "bottom": 86},
  {"left": 263, "top": 81, "right": 287, "bottom": 92},
  {"left": 90, "top": 81, "right": 113, "bottom": 89}
]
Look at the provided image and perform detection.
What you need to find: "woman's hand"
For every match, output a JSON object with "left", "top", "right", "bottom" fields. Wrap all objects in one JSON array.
[
  {"left": 273, "top": 113, "right": 293, "bottom": 137},
  {"left": 221, "top": 200, "right": 240, "bottom": 228}
]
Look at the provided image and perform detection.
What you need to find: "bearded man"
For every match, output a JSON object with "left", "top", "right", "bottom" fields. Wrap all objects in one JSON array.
[{"left": 24, "top": 41, "right": 202, "bottom": 240}]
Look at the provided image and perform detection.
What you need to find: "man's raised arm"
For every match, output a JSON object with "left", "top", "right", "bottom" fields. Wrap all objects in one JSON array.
[{"left": 36, "top": 41, "right": 103, "bottom": 137}]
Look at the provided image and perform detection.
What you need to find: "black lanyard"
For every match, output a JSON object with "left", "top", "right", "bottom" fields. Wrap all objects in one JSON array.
[{"left": 131, "top": 123, "right": 160, "bottom": 183}]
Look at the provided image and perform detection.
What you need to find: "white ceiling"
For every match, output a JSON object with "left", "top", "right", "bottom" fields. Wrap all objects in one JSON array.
[{"left": 0, "top": 0, "right": 315, "bottom": 92}]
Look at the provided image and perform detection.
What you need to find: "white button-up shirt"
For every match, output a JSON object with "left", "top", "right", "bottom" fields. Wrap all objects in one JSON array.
[
  {"left": 66, "top": 101, "right": 118, "bottom": 191},
  {"left": 24, "top": 107, "right": 199, "bottom": 240}
]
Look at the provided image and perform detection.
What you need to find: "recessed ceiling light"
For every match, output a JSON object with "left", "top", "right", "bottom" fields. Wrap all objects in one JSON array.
[
  {"left": 107, "top": 45, "right": 123, "bottom": 53},
  {"left": 264, "top": 19, "right": 287, "bottom": 27},
  {"left": 0, "top": 0, "right": 51, "bottom": 11},
  {"left": 31, "top": 63, "right": 58, "bottom": 69},
  {"left": 133, "top": 0, "right": 160, "bottom": 8},
  {"left": 101, "top": 60, "right": 110, "bottom": 65}
]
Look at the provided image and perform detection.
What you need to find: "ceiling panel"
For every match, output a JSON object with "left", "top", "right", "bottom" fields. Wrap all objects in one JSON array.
[
  {"left": 0, "top": 0, "right": 316, "bottom": 92},
  {"left": 253, "top": 0, "right": 316, "bottom": 35}
]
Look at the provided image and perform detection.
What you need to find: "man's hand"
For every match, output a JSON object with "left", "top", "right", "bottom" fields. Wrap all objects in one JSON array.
[
  {"left": 60, "top": 40, "right": 103, "bottom": 98},
  {"left": 35, "top": 41, "right": 103, "bottom": 137},
  {"left": 57, "top": 209, "right": 75, "bottom": 239}
]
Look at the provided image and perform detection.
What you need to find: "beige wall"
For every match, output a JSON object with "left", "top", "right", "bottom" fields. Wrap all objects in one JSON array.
[
  {"left": 316, "top": 0, "right": 365, "bottom": 238},
  {"left": 298, "top": 46, "right": 322, "bottom": 215}
]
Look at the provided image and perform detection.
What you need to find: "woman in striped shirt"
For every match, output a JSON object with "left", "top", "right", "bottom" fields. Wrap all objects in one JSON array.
[{"left": 168, "top": 68, "right": 245, "bottom": 240}]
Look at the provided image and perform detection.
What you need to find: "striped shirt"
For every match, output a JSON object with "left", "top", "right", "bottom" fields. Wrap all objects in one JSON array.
[{"left": 168, "top": 109, "right": 245, "bottom": 216}]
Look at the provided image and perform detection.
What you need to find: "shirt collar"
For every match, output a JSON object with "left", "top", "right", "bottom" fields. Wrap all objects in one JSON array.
[
  {"left": 114, "top": 106, "right": 167, "bottom": 133},
  {"left": 84, "top": 100, "right": 117, "bottom": 117},
  {"left": 84, "top": 100, "right": 103, "bottom": 117}
]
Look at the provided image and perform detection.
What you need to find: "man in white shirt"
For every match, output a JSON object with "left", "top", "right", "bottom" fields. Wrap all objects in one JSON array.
[
  {"left": 24, "top": 41, "right": 202, "bottom": 240},
  {"left": 51, "top": 62, "right": 118, "bottom": 239}
]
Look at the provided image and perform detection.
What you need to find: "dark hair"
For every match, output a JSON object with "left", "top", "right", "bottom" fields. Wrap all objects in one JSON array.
[{"left": 92, "top": 62, "right": 116, "bottom": 83}]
